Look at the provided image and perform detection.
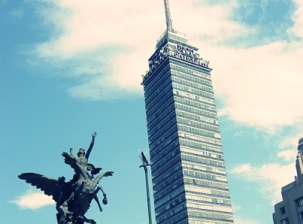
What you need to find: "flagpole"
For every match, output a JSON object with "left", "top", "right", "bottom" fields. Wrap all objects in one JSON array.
[{"left": 139, "top": 152, "right": 152, "bottom": 224}]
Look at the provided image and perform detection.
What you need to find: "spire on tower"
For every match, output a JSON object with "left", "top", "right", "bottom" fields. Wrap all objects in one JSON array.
[{"left": 163, "top": 0, "right": 174, "bottom": 32}]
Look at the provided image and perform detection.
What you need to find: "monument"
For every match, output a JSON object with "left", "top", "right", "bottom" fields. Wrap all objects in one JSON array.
[{"left": 18, "top": 132, "right": 114, "bottom": 224}]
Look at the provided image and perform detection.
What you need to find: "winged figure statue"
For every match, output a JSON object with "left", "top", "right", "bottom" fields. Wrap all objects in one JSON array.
[{"left": 18, "top": 132, "right": 114, "bottom": 224}]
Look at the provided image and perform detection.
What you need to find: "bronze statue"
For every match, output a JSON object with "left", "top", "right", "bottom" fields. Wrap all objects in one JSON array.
[{"left": 18, "top": 132, "right": 114, "bottom": 224}]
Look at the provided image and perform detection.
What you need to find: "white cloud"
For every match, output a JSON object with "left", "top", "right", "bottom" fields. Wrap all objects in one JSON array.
[
  {"left": 277, "top": 149, "right": 298, "bottom": 162},
  {"left": 29, "top": 0, "right": 252, "bottom": 98},
  {"left": 212, "top": 0, "right": 303, "bottom": 131},
  {"left": 10, "top": 189, "right": 55, "bottom": 210},
  {"left": 29, "top": 0, "right": 303, "bottom": 131},
  {"left": 232, "top": 163, "right": 251, "bottom": 173},
  {"left": 31, "top": 0, "right": 167, "bottom": 100},
  {"left": 278, "top": 133, "right": 302, "bottom": 150},
  {"left": 292, "top": 0, "right": 303, "bottom": 38},
  {"left": 231, "top": 161, "right": 295, "bottom": 204},
  {"left": 234, "top": 215, "right": 261, "bottom": 224},
  {"left": 232, "top": 203, "right": 242, "bottom": 212}
]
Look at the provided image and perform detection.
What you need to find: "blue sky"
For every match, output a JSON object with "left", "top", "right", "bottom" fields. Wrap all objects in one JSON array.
[{"left": 1, "top": 0, "right": 303, "bottom": 223}]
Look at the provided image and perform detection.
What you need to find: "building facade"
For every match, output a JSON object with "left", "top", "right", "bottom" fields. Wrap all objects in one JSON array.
[
  {"left": 141, "top": 2, "right": 234, "bottom": 223},
  {"left": 273, "top": 137, "right": 303, "bottom": 224}
]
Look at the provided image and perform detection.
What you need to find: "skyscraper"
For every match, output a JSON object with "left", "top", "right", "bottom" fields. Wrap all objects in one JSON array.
[
  {"left": 272, "top": 137, "right": 303, "bottom": 224},
  {"left": 141, "top": 1, "right": 234, "bottom": 223}
]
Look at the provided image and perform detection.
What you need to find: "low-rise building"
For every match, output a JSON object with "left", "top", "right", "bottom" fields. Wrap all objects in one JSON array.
[{"left": 273, "top": 137, "right": 303, "bottom": 224}]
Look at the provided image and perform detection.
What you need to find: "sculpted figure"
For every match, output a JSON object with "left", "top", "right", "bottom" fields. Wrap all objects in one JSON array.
[
  {"left": 18, "top": 132, "right": 113, "bottom": 224},
  {"left": 66, "top": 132, "right": 102, "bottom": 183}
]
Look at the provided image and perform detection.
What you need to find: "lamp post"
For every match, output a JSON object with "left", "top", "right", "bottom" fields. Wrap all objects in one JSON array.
[{"left": 139, "top": 151, "right": 152, "bottom": 224}]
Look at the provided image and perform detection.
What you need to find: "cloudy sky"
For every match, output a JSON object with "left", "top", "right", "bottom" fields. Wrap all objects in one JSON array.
[{"left": 1, "top": 0, "right": 302, "bottom": 223}]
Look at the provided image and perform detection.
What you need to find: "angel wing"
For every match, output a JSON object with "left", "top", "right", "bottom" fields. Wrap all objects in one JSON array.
[
  {"left": 18, "top": 173, "right": 72, "bottom": 203},
  {"left": 139, "top": 151, "right": 150, "bottom": 167},
  {"left": 87, "top": 163, "right": 102, "bottom": 176}
]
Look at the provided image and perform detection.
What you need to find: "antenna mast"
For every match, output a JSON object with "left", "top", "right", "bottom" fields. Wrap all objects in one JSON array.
[{"left": 163, "top": 0, "right": 174, "bottom": 32}]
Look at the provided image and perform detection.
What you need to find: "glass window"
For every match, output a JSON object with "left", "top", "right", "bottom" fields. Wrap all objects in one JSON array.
[
  {"left": 280, "top": 207, "right": 285, "bottom": 214},
  {"left": 281, "top": 218, "right": 289, "bottom": 224},
  {"left": 295, "top": 197, "right": 303, "bottom": 207},
  {"left": 299, "top": 211, "right": 303, "bottom": 220}
]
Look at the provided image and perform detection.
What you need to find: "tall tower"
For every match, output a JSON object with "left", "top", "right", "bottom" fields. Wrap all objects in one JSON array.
[{"left": 141, "top": 1, "right": 234, "bottom": 224}]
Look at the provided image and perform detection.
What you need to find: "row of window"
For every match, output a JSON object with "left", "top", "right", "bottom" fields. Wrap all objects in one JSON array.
[
  {"left": 180, "top": 138, "right": 223, "bottom": 153},
  {"left": 175, "top": 96, "right": 217, "bottom": 114},
  {"left": 179, "top": 132, "right": 222, "bottom": 146},
  {"left": 173, "top": 83, "right": 214, "bottom": 100},
  {"left": 147, "top": 92, "right": 174, "bottom": 118},
  {"left": 157, "top": 207, "right": 187, "bottom": 224},
  {"left": 175, "top": 103, "right": 217, "bottom": 120},
  {"left": 180, "top": 147, "right": 224, "bottom": 161},
  {"left": 181, "top": 154, "right": 225, "bottom": 168},
  {"left": 143, "top": 63, "right": 169, "bottom": 94},
  {"left": 152, "top": 147, "right": 225, "bottom": 185},
  {"left": 154, "top": 170, "right": 228, "bottom": 195},
  {"left": 148, "top": 118, "right": 176, "bottom": 143},
  {"left": 184, "top": 184, "right": 231, "bottom": 198},
  {"left": 177, "top": 117, "right": 219, "bottom": 133},
  {"left": 186, "top": 194, "right": 231, "bottom": 205},
  {"left": 171, "top": 69, "right": 212, "bottom": 87},
  {"left": 154, "top": 178, "right": 183, "bottom": 201},
  {"left": 170, "top": 63, "right": 211, "bottom": 80},
  {"left": 279, "top": 197, "right": 303, "bottom": 215},
  {"left": 184, "top": 177, "right": 229, "bottom": 190},
  {"left": 152, "top": 144, "right": 224, "bottom": 182},
  {"left": 173, "top": 89, "right": 215, "bottom": 106},
  {"left": 182, "top": 161, "right": 226, "bottom": 175},
  {"left": 149, "top": 126, "right": 178, "bottom": 152},
  {"left": 181, "top": 147, "right": 223, "bottom": 161},
  {"left": 150, "top": 133, "right": 179, "bottom": 160},
  {"left": 144, "top": 71, "right": 171, "bottom": 105},
  {"left": 183, "top": 169, "right": 227, "bottom": 182},
  {"left": 176, "top": 110, "right": 218, "bottom": 127},
  {"left": 146, "top": 83, "right": 173, "bottom": 115},
  {"left": 154, "top": 185, "right": 184, "bottom": 208},
  {"left": 152, "top": 157, "right": 181, "bottom": 183},
  {"left": 178, "top": 124, "right": 216, "bottom": 139},
  {"left": 188, "top": 210, "right": 233, "bottom": 221},
  {"left": 157, "top": 195, "right": 186, "bottom": 215},
  {"left": 153, "top": 170, "right": 183, "bottom": 192},
  {"left": 148, "top": 112, "right": 176, "bottom": 144},
  {"left": 171, "top": 76, "right": 214, "bottom": 94},
  {"left": 278, "top": 197, "right": 303, "bottom": 223},
  {"left": 188, "top": 218, "right": 231, "bottom": 224},
  {"left": 187, "top": 202, "right": 232, "bottom": 213},
  {"left": 177, "top": 120, "right": 218, "bottom": 138},
  {"left": 151, "top": 136, "right": 223, "bottom": 171},
  {"left": 279, "top": 214, "right": 303, "bottom": 224},
  {"left": 146, "top": 95, "right": 175, "bottom": 129},
  {"left": 146, "top": 89, "right": 173, "bottom": 119},
  {"left": 147, "top": 102, "right": 174, "bottom": 128},
  {"left": 150, "top": 139, "right": 179, "bottom": 169}
]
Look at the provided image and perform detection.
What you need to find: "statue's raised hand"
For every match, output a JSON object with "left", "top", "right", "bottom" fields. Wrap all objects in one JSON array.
[
  {"left": 62, "top": 151, "right": 68, "bottom": 157},
  {"left": 92, "top": 132, "right": 97, "bottom": 138}
]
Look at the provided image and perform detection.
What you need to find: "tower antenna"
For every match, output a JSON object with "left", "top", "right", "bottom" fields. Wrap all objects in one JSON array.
[{"left": 163, "top": 0, "right": 174, "bottom": 32}]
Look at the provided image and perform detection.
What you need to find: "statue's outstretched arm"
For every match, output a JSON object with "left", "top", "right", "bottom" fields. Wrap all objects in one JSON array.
[
  {"left": 86, "top": 132, "right": 97, "bottom": 159},
  {"left": 70, "top": 148, "right": 75, "bottom": 158}
]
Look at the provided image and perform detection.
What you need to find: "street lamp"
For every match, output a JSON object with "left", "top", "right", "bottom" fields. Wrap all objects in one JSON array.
[{"left": 139, "top": 151, "right": 152, "bottom": 224}]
